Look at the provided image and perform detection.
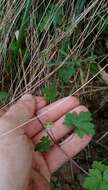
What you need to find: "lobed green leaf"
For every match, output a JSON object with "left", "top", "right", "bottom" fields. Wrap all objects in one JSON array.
[
  {"left": 35, "top": 136, "right": 52, "bottom": 153},
  {"left": 64, "top": 112, "right": 95, "bottom": 137}
]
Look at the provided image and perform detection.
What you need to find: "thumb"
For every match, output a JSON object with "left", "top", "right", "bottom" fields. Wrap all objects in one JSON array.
[{"left": 0, "top": 94, "right": 36, "bottom": 136}]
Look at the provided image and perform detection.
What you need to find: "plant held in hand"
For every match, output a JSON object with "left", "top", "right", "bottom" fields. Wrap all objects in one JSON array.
[
  {"left": 64, "top": 111, "right": 95, "bottom": 138},
  {"left": 35, "top": 136, "right": 52, "bottom": 153}
]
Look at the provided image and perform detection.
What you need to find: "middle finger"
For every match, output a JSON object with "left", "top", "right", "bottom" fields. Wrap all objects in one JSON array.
[{"left": 32, "top": 105, "right": 88, "bottom": 145}]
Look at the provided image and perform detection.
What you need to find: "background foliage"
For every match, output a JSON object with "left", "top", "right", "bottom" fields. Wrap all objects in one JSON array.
[{"left": 0, "top": 0, "right": 108, "bottom": 189}]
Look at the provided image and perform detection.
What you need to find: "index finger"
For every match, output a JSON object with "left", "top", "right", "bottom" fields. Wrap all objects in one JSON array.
[
  {"left": 26, "top": 96, "right": 79, "bottom": 138},
  {"left": 37, "top": 96, "right": 80, "bottom": 124}
]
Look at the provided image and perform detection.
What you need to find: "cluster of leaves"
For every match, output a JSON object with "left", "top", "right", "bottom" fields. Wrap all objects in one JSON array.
[
  {"left": 64, "top": 111, "right": 95, "bottom": 137},
  {"left": 35, "top": 111, "right": 95, "bottom": 153},
  {"left": 58, "top": 65, "right": 76, "bottom": 83},
  {"left": 48, "top": 59, "right": 81, "bottom": 84},
  {"left": 42, "top": 85, "right": 57, "bottom": 102},
  {"left": 1, "top": 2, "right": 107, "bottom": 188},
  {"left": 35, "top": 136, "right": 52, "bottom": 153},
  {"left": 83, "top": 161, "right": 108, "bottom": 190},
  {"left": 58, "top": 57, "right": 81, "bottom": 83}
]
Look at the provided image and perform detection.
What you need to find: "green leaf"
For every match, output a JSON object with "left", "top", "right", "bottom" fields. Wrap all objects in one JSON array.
[
  {"left": 52, "top": 5, "right": 64, "bottom": 26},
  {"left": 10, "top": 40, "right": 19, "bottom": 57},
  {"left": 47, "top": 4, "right": 64, "bottom": 27},
  {"left": 103, "top": 169, "right": 108, "bottom": 183},
  {"left": 64, "top": 112, "right": 77, "bottom": 128},
  {"left": 83, "top": 161, "right": 108, "bottom": 190},
  {"left": 77, "top": 112, "right": 92, "bottom": 122},
  {"left": 92, "top": 161, "right": 106, "bottom": 172},
  {"left": 64, "top": 111, "right": 95, "bottom": 137},
  {"left": 42, "top": 85, "right": 57, "bottom": 102},
  {"left": 83, "top": 168, "right": 102, "bottom": 190},
  {"left": 35, "top": 136, "right": 52, "bottom": 153},
  {"left": 59, "top": 66, "right": 76, "bottom": 83},
  {"left": 38, "top": 4, "right": 64, "bottom": 32},
  {"left": 75, "top": 127, "right": 87, "bottom": 138},
  {"left": 0, "top": 91, "right": 8, "bottom": 102},
  {"left": 99, "top": 182, "right": 108, "bottom": 190},
  {"left": 74, "top": 123, "right": 95, "bottom": 137},
  {"left": 90, "top": 63, "right": 98, "bottom": 74}
]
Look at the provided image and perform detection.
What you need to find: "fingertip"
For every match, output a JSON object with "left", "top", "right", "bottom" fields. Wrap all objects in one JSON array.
[
  {"left": 3, "top": 94, "right": 36, "bottom": 124},
  {"left": 20, "top": 94, "right": 33, "bottom": 101},
  {"left": 67, "top": 96, "right": 80, "bottom": 106},
  {"left": 19, "top": 94, "right": 36, "bottom": 115},
  {"left": 35, "top": 96, "right": 47, "bottom": 110},
  {"left": 71, "top": 105, "right": 88, "bottom": 113},
  {"left": 37, "top": 96, "right": 80, "bottom": 124}
]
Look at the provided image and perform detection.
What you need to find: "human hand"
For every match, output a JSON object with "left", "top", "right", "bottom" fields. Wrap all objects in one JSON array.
[{"left": 0, "top": 94, "right": 91, "bottom": 190}]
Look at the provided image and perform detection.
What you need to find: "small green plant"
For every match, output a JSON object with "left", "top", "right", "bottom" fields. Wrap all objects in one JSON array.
[
  {"left": 35, "top": 136, "right": 52, "bottom": 153},
  {"left": 83, "top": 161, "right": 108, "bottom": 190},
  {"left": 0, "top": 91, "right": 8, "bottom": 103},
  {"left": 58, "top": 65, "right": 76, "bottom": 83},
  {"left": 42, "top": 85, "right": 57, "bottom": 102},
  {"left": 64, "top": 112, "right": 95, "bottom": 137}
]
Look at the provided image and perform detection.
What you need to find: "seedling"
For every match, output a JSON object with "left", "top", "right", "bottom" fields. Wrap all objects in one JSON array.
[
  {"left": 35, "top": 136, "right": 52, "bottom": 153},
  {"left": 58, "top": 65, "right": 76, "bottom": 83},
  {"left": 64, "top": 112, "right": 95, "bottom": 138},
  {"left": 42, "top": 85, "right": 57, "bottom": 102},
  {"left": 83, "top": 161, "right": 108, "bottom": 190}
]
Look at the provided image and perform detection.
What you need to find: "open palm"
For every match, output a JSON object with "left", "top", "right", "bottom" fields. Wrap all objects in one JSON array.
[{"left": 0, "top": 95, "right": 91, "bottom": 190}]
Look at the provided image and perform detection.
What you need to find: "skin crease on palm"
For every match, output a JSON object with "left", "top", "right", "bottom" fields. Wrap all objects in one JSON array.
[{"left": 0, "top": 94, "right": 92, "bottom": 190}]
